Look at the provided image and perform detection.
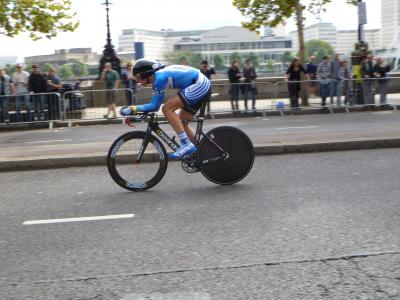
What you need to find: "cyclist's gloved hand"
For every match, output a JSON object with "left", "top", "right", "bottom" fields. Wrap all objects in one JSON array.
[{"left": 120, "top": 105, "right": 138, "bottom": 116}]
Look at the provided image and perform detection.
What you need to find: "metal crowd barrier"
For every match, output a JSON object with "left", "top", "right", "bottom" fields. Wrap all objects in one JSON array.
[
  {"left": 62, "top": 88, "right": 134, "bottom": 125},
  {"left": 2, "top": 78, "right": 399, "bottom": 127},
  {"left": 0, "top": 92, "right": 62, "bottom": 127}
]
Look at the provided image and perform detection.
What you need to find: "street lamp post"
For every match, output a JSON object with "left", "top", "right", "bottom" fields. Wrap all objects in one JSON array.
[
  {"left": 98, "top": 0, "right": 121, "bottom": 77},
  {"left": 350, "top": 0, "right": 369, "bottom": 104}
]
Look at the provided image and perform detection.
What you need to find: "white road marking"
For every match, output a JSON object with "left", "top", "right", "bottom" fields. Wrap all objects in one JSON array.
[
  {"left": 23, "top": 214, "right": 134, "bottom": 225},
  {"left": 24, "top": 139, "right": 73, "bottom": 144},
  {"left": 275, "top": 126, "right": 318, "bottom": 130}
]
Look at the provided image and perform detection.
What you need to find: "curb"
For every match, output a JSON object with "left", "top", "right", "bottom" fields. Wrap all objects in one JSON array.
[{"left": 2, "top": 138, "right": 400, "bottom": 172}]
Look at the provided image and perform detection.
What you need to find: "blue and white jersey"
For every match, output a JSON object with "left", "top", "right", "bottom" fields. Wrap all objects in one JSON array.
[{"left": 137, "top": 65, "right": 210, "bottom": 112}]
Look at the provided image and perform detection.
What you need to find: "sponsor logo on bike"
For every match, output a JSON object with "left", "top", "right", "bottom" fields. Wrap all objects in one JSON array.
[{"left": 156, "top": 129, "right": 179, "bottom": 151}]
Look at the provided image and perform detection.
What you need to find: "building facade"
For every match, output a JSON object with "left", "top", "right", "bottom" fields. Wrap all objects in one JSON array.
[
  {"left": 118, "top": 28, "right": 207, "bottom": 62},
  {"left": 289, "top": 22, "right": 337, "bottom": 52},
  {"left": 381, "top": 0, "right": 400, "bottom": 50},
  {"left": 25, "top": 48, "right": 99, "bottom": 67},
  {"left": 174, "top": 26, "right": 292, "bottom": 66},
  {"left": 118, "top": 26, "right": 292, "bottom": 66},
  {"left": 336, "top": 29, "right": 381, "bottom": 56}
]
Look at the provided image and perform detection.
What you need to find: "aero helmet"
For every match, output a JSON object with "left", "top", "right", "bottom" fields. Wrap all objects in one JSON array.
[{"left": 132, "top": 59, "right": 165, "bottom": 80}]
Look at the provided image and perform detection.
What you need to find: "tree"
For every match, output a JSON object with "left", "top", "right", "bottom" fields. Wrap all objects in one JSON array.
[
  {"left": 229, "top": 52, "right": 242, "bottom": 65},
  {"left": 213, "top": 54, "right": 224, "bottom": 70},
  {"left": 282, "top": 51, "right": 294, "bottom": 64},
  {"left": 232, "top": 0, "right": 356, "bottom": 65},
  {"left": 57, "top": 65, "right": 73, "bottom": 80},
  {"left": 267, "top": 60, "right": 275, "bottom": 72},
  {"left": 0, "top": 0, "right": 79, "bottom": 40},
  {"left": 70, "top": 60, "right": 89, "bottom": 78},
  {"left": 245, "top": 52, "right": 259, "bottom": 67},
  {"left": 232, "top": 0, "right": 356, "bottom": 106},
  {"left": 41, "top": 63, "right": 54, "bottom": 73},
  {"left": 304, "top": 39, "right": 334, "bottom": 62}
]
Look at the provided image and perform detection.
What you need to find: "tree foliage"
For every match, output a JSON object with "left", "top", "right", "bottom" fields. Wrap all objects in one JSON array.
[
  {"left": 281, "top": 51, "right": 294, "bottom": 64},
  {"left": 57, "top": 64, "right": 73, "bottom": 80},
  {"left": 232, "top": 0, "right": 356, "bottom": 64},
  {"left": 304, "top": 39, "right": 334, "bottom": 62},
  {"left": 70, "top": 60, "right": 89, "bottom": 77},
  {"left": 0, "top": 0, "right": 79, "bottom": 40},
  {"left": 213, "top": 54, "right": 224, "bottom": 70}
]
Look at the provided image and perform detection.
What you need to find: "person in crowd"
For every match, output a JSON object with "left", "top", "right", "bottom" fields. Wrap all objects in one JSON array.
[
  {"left": 317, "top": 56, "right": 332, "bottom": 107},
  {"left": 121, "top": 61, "right": 137, "bottom": 105},
  {"left": 28, "top": 64, "right": 48, "bottom": 121},
  {"left": 373, "top": 57, "right": 391, "bottom": 106},
  {"left": 285, "top": 58, "right": 309, "bottom": 109},
  {"left": 0, "top": 68, "right": 13, "bottom": 123},
  {"left": 330, "top": 52, "right": 341, "bottom": 106},
  {"left": 338, "top": 60, "right": 352, "bottom": 106},
  {"left": 361, "top": 53, "right": 375, "bottom": 106},
  {"left": 227, "top": 60, "right": 241, "bottom": 112},
  {"left": 179, "top": 59, "right": 189, "bottom": 66},
  {"left": 12, "top": 63, "right": 31, "bottom": 122},
  {"left": 120, "top": 59, "right": 211, "bottom": 159},
  {"left": 100, "top": 62, "right": 120, "bottom": 119},
  {"left": 242, "top": 59, "right": 257, "bottom": 111},
  {"left": 306, "top": 55, "right": 318, "bottom": 97},
  {"left": 46, "top": 67, "right": 62, "bottom": 120},
  {"left": 199, "top": 60, "right": 217, "bottom": 115}
]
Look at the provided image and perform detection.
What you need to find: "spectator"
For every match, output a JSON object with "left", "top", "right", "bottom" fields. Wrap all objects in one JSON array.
[
  {"left": 361, "top": 53, "right": 375, "bottom": 106},
  {"left": 317, "top": 56, "right": 332, "bottom": 107},
  {"left": 338, "top": 60, "right": 352, "bottom": 106},
  {"left": 0, "top": 68, "right": 12, "bottom": 123},
  {"left": 306, "top": 55, "right": 318, "bottom": 97},
  {"left": 373, "top": 57, "right": 391, "bottom": 106},
  {"left": 242, "top": 59, "right": 257, "bottom": 111},
  {"left": 120, "top": 61, "right": 137, "bottom": 105},
  {"left": 46, "top": 67, "right": 62, "bottom": 120},
  {"left": 285, "top": 58, "right": 308, "bottom": 109},
  {"left": 330, "top": 52, "right": 341, "bottom": 106},
  {"left": 227, "top": 60, "right": 241, "bottom": 112},
  {"left": 12, "top": 63, "right": 31, "bottom": 122},
  {"left": 28, "top": 64, "right": 47, "bottom": 120},
  {"left": 100, "top": 62, "right": 120, "bottom": 119},
  {"left": 199, "top": 60, "right": 217, "bottom": 116}
]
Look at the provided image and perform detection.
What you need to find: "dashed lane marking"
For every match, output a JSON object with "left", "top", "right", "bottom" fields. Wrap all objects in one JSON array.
[{"left": 23, "top": 214, "right": 134, "bottom": 225}]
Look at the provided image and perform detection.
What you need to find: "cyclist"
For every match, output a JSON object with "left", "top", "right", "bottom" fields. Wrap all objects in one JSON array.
[{"left": 120, "top": 59, "right": 211, "bottom": 159}]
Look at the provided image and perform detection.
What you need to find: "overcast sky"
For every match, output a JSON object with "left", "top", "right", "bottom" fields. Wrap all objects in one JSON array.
[{"left": 0, "top": 0, "right": 381, "bottom": 60}]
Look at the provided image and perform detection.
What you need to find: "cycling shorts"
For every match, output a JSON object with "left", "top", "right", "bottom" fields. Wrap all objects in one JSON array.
[{"left": 178, "top": 73, "right": 211, "bottom": 114}]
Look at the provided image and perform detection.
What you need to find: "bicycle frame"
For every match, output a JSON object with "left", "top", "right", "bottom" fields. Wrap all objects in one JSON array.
[{"left": 138, "top": 111, "right": 228, "bottom": 166}]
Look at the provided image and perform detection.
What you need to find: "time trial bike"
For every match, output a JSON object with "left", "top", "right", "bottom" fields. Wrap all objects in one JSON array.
[{"left": 107, "top": 101, "right": 254, "bottom": 191}]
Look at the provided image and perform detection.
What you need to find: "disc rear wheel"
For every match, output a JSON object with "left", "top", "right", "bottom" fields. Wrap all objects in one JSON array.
[{"left": 198, "top": 126, "right": 254, "bottom": 185}]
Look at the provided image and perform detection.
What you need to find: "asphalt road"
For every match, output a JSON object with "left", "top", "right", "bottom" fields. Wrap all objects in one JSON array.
[
  {"left": 1, "top": 111, "right": 400, "bottom": 160},
  {"left": 1, "top": 149, "right": 400, "bottom": 299}
]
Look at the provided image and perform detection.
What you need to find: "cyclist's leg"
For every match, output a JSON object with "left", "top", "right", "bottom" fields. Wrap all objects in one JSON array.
[
  {"left": 179, "top": 109, "right": 195, "bottom": 143},
  {"left": 162, "top": 94, "right": 185, "bottom": 135}
]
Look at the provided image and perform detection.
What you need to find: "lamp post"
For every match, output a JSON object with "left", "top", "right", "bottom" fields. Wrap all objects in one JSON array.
[
  {"left": 350, "top": 0, "right": 369, "bottom": 105},
  {"left": 98, "top": 0, "right": 121, "bottom": 77}
]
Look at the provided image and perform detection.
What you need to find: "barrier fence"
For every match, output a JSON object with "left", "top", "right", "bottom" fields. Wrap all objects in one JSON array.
[{"left": 1, "top": 77, "right": 400, "bottom": 126}]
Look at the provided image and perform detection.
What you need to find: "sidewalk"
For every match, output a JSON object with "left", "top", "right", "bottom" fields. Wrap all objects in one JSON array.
[{"left": 1, "top": 111, "right": 400, "bottom": 171}]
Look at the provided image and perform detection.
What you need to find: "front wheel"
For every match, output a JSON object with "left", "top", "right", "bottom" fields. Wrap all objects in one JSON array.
[
  {"left": 107, "top": 131, "right": 168, "bottom": 191},
  {"left": 198, "top": 126, "right": 254, "bottom": 185}
]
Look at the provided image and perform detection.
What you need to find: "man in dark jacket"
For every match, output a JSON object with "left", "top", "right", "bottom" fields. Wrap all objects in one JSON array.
[
  {"left": 242, "top": 59, "right": 257, "bottom": 111},
  {"left": 227, "top": 60, "right": 241, "bottom": 112},
  {"left": 28, "top": 64, "right": 47, "bottom": 120}
]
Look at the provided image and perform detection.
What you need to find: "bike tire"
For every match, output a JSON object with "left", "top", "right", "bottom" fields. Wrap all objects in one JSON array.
[
  {"left": 107, "top": 131, "right": 168, "bottom": 191},
  {"left": 198, "top": 126, "right": 254, "bottom": 185}
]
